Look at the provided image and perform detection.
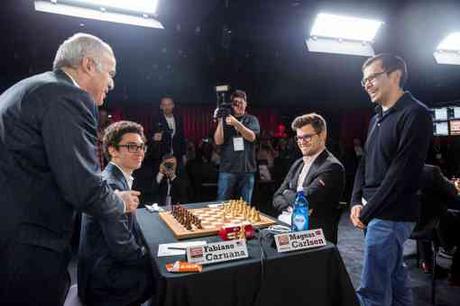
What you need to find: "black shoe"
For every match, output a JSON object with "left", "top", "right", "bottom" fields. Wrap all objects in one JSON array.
[{"left": 449, "top": 273, "right": 460, "bottom": 287}]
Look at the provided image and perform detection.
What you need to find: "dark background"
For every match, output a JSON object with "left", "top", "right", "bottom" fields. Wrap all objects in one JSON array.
[{"left": 2, "top": 0, "right": 460, "bottom": 111}]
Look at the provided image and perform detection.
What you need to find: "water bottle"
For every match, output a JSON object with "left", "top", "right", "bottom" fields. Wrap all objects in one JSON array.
[{"left": 291, "top": 191, "right": 309, "bottom": 231}]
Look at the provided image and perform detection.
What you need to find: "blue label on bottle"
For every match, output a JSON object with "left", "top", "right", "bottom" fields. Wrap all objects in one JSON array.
[{"left": 293, "top": 214, "right": 307, "bottom": 231}]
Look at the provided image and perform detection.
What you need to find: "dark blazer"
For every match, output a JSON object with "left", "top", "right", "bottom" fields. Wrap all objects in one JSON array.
[
  {"left": 78, "top": 162, "right": 152, "bottom": 305},
  {"left": 417, "top": 164, "right": 458, "bottom": 230},
  {"left": 273, "top": 150, "right": 345, "bottom": 243},
  {"left": 152, "top": 174, "right": 190, "bottom": 206},
  {"left": 0, "top": 70, "right": 124, "bottom": 304},
  {"left": 152, "top": 113, "right": 186, "bottom": 159}
]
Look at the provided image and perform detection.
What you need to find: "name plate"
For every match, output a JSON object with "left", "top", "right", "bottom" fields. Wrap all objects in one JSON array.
[
  {"left": 274, "top": 229, "right": 326, "bottom": 253},
  {"left": 186, "top": 239, "right": 249, "bottom": 265}
]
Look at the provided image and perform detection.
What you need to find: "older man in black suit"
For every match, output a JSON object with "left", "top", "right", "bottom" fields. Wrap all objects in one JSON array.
[
  {"left": 78, "top": 121, "right": 154, "bottom": 306},
  {"left": 0, "top": 33, "right": 140, "bottom": 305},
  {"left": 273, "top": 113, "right": 345, "bottom": 244}
]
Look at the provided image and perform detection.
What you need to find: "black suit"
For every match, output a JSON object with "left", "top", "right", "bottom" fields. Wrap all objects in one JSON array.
[
  {"left": 152, "top": 113, "right": 186, "bottom": 160},
  {"left": 417, "top": 164, "right": 459, "bottom": 264},
  {"left": 418, "top": 164, "right": 458, "bottom": 228},
  {"left": 273, "top": 150, "right": 345, "bottom": 243},
  {"left": 0, "top": 70, "right": 125, "bottom": 305},
  {"left": 78, "top": 163, "right": 153, "bottom": 306}
]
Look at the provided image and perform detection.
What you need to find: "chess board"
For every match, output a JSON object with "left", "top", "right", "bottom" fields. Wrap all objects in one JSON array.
[{"left": 159, "top": 206, "right": 276, "bottom": 240}]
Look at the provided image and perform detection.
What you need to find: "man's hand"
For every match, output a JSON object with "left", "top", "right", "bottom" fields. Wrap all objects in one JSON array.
[
  {"left": 115, "top": 190, "right": 141, "bottom": 213},
  {"left": 454, "top": 178, "right": 460, "bottom": 193},
  {"left": 350, "top": 204, "right": 365, "bottom": 229},
  {"left": 225, "top": 115, "right": 239, "bottom": 127},
  {"left": 159, "top": 163, "right": 167, "bottom": 175}
]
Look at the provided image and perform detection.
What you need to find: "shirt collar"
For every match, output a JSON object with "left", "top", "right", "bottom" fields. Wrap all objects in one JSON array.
[
  {"left": 302, "top": 148, "right": 324, "bottom": 165},
  {"left": 110, "top": 162, "right": 134, "bottom": 189},
  {"left": 61, "top": 70, "right": 80, "bottom": 88},
  {"left": 374, "top": 91, "right": 412, "bottom": 116}
]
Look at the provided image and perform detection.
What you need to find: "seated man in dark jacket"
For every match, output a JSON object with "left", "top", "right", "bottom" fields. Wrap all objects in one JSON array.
[
  {"left": 78, "top": 121, "right": 154, "bottom": 306},
  {"left": 272, "top": 113, "right": 345, "bottom": 244},
  {"left": 153, "top": 154, "right": 189, "bottom": 206},
  {"left": 418, "top": 164, "right": 460, "bottom": 285}
]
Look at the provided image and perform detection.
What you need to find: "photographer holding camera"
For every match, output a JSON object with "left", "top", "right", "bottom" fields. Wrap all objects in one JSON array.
[
  {"left": 213, "top": 90, "right": 260, "bottom": 203},
  {"left": 153, "top": 154, "right": 189, "bottom": 207}
]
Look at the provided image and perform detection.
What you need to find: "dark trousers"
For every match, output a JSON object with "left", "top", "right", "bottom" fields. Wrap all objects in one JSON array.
[
  {"left": 0, "top": 242, "right": 71, "bottom": 306},
  {"left": 85, "top": 258, "right": 154, "bottom": 306}
]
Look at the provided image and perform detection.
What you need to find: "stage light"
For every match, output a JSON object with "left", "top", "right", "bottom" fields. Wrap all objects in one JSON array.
[
  {"left": 433, "top": 32, "right": 460, "bottom": 65},
  {"left": 306, "top": 12, "right": 383, "bottom": 57},
  {"left": 34, "top": 0, "right": 164, "bottom": 29}
]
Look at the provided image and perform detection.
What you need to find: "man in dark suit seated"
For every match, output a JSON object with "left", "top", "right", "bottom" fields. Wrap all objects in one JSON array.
[
  {"left": 78, "top": 121, "right": 154, "bottom": 306},
  {"left": 272, "top": 113, "right": 345, "bottom": 244},
  {"left": 0, "top": 33, "right": 140, "bottom": 305},
  {"left": 418, "top": 164, "right": 460, "bottom": 286},
  {"left": 417, "top": 164, "right": 458, "bottom": 272},
  {"left": 153, "top": 154, "right": 189, "bottom": 206}
]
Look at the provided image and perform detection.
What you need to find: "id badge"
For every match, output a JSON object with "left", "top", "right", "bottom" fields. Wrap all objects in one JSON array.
[{"left": 233, "top": 137, "right": 244, "bottom": 151}]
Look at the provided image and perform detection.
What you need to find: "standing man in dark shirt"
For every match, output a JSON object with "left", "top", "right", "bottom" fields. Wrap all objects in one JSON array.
[
  {"left": 350, "top": 54, "right": 432, "bottom": 305},
  {"left": 152, "top": 96, "right": 186, "bottom": 167},
  {"left": 214, "top": 90, "right": 260, "bottom": 203}
]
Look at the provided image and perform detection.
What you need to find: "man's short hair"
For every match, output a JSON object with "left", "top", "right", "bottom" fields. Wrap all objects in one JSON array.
[
  {"left": 160, "top": 96, "right": 174, "bottom": 103},
  {"left": 291, "top": 113, "right": 327, "bottom": 135},
  {"left": 53, "top": 33, "right": 114, "bottom": 72},
  {"left": 230, "top": 90, "right": 247, "bottom": 102},
  {"left": 162, "top": 153, "right": 176, "bottom": 161},
  {"left": 103, "top": 121, "right": 146, "bottom": 160},
  {"left": 362, "top": 53, "right": 408, "bottom": 88}
]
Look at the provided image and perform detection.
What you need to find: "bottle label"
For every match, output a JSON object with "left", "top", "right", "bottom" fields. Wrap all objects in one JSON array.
[{"left": 293, "top": 214, "right": 307, "bottom": 231}]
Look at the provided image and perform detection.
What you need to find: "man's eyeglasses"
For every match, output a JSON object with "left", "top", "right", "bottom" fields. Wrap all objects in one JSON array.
[
  {"left": 117, "top": 143, "right": 148, "bottom": 153},
  {"left": 360, "top": 70, "right": 387, "bottom": 87},
  {"left": 295, "top": 133, "right": 319, "bottom": 143}
]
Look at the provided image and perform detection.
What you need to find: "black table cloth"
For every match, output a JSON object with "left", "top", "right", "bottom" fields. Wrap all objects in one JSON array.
[{"left": 137, "top": 203, "right": 358, "bottom": 306}]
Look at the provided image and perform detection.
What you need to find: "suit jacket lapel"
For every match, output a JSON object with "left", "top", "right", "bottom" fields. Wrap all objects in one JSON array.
[
  {"left": 108, "top": 163, "right": 130, "bottom": 191},
  {"left": 290, "top": 159, "right": 304, "bottom": 190},
  {"left": 106, "top": 163, "right": 133, "bottom": 228},
  {"left": 303, "top": 150, "right": 329, "bottom": 186}
]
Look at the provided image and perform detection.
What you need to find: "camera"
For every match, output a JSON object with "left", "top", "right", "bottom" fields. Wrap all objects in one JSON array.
[
  {"left": 214, "top": 84, "right": 233, "bottom": 119},
  {"left": 163, "top": 161, "right": 175, "bottom": 170}
]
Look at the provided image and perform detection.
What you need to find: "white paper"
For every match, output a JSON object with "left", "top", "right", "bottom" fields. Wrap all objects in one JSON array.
[
  {"left": 207, "top": 203, "right": 223, "bottom": 208},
  {"left": 157, "top": 241, "right": 207, "bottom": 257},
  {"left": 278, "top": 211, "right": 292, "bottom": 225},
  {"left": 233, "top": 137, "right": 244, "bottom": 151}
]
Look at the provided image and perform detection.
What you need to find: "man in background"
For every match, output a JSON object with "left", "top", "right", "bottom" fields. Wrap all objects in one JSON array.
[
  {"left": 153, "top": 154, "right": 189, "bottom": 206},
  {"left": 214, "top": 89, "right": 260, "bottom": 203},
  {"left": 152, "top": 96, "right": 186, "bottom": 168}
]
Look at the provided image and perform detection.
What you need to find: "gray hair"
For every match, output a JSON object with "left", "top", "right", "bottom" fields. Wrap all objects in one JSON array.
[{"left": 53, "top": 33, "right": 114, "bottom": 71}]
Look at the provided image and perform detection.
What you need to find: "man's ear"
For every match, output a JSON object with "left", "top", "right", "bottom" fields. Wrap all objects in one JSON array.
[
  {"left": 391, "top": 69, "right": 402, "bottom": 86},
  {"left": 108, "top": 145, "right": 118, "bottom": 159},
  {"left": 81, "top": 57, "right": 94, "bottom": 74}
]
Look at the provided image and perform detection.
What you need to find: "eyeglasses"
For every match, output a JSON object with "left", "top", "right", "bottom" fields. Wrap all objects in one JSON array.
[
  {"left": 360, "top": 70, "right": 387, "bottom": 87},
  {"left": 117, "top": 143, "right": 148, "bottom": 153},
  {"left": 295, "top": 133, "right": 319, "bottom": 143}
]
